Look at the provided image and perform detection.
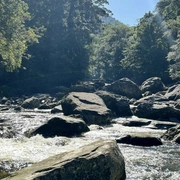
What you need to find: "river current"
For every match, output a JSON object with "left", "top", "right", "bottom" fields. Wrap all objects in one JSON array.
[{"left": 0, "top": 110, "right": 179, "bottom": 179}]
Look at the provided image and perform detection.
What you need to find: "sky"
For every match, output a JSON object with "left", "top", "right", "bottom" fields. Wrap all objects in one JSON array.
[{"left": 106, "top": 0, "right": 160, "bottom": 26}]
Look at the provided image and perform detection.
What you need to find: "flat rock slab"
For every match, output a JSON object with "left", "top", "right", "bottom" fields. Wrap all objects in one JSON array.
[
  {"left": 3, "top": 140, "right": 126, "bottom": 180},
  {"left": 116, "top": 134, "right": 162, "bottom": 146}
]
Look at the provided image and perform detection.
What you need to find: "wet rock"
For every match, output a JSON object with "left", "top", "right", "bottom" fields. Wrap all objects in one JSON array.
[
  {"left": 51, "top": 105, "right": 63, "bottom": 113},
  {"left": 165, "top": 84, "right": 180, "bottom": 100},
  {"left": 21, "top": 97, "right": 40, "bottom": 109},
  {"left": 38, "top": 104, "right": 51, "bottom": 109},
  {"left": 121, "top": 116, "right": 178, "bottom": 130},
  {"left": 161, "top": 125, "right": 180, "bottom": 144},
  {"left": 3, "top": 140, "right": 126, "bottom": 180},
  {"left": 141, "top": 77, "right": 166, "bottom": 94},
  {"left": 122, "top": 119, "right": 151, "bottom": 127},
  {"left": 95, "top": 90, "right": 132, "bottom": 117},
  {"left": 69, "top": 82, "right": 95, "bottom": 93},
  {"left": 131, "top": 94, "right": 180, "bottom": 120},
  {"left": 134, "top": 94, "right": 169, "bottom": 104},
  {"left": 13, "top": 106, "right": 22, "bottom": 111},
  {"left": 104, "top": 78, "right": 142, "bottom": 99},
  {"left": 148, "top": 121, "right": 178, "bottom": 130},
  {"left": 27, "top": 116, "right": 89, "bottom": 138},
  {"left": 116, "top": 134, "right": 162, "bottom": 146},
  {"left": 61, "top": 92, "right": 112, "bottom": 125}
]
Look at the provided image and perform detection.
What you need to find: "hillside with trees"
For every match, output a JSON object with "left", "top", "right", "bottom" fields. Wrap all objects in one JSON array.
[{"left": 0, "top": 0, "right": 180, "bottom": 96}]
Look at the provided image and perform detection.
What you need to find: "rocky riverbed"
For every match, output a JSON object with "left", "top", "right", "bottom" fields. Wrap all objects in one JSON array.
[{"left": 0, "top": 77, "right": 180, "bottom": 179}]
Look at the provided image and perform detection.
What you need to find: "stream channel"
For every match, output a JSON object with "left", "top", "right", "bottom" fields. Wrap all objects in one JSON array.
[{"left": 0, "top": 109, "right": 179, "bottom": 180}]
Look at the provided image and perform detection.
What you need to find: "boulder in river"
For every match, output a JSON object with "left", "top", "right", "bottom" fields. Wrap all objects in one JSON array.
[
  {"left": 104, "top": 78, "right": 142, "bottom": 99},
  {"left": 141, "top": 77, "right": 166, "bottom": 94},
  {"left": 116, "top": 134, "right": 162, "bottom": 146},
  {"left": 95, "top": 90, "right": 132, "bottom": 117},
  {"left": 61, "top": 92, "right": 112, "bottom": 125},
  {"left": 131, "top": 94, "right": 180, "bottom": 121},
  {"left": 27, "top": 116, "right": 89, "bottom": 138},
  {"left": 21, "top": 97, "right": 40, "bottom": 109},
  {"left": 3, "top": 140, "right": 126, "bottom": 180}
]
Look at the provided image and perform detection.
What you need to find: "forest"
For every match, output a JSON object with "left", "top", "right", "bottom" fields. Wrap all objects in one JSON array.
[{"left": 0, "top": 0, "right": 180, "bottom": 96}]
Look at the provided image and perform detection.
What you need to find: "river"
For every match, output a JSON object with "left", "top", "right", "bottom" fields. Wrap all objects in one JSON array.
[{"left": 0, "top": 110, "right": 179, "bottom": 179}]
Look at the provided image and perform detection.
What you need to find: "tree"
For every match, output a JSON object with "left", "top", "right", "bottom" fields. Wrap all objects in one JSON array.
[
  {"left": 89, "top": 21, "right": 132, "bottom": 81},
  {"left": 23, "top": 0, "right": 110, "bottom": 84},
  {"left": 156, "top": 0, "right": 180, "bottom": 80},
  {"left": 122, "top": 12, "right": 170, "bottom": 83},
  {"left": 0, "top": 0, "right": 39, "bottom": 72}
]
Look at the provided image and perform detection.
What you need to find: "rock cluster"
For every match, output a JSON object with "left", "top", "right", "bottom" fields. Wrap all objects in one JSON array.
[{"left": 0, "top": 76, "right": 180, "bottom": 179}]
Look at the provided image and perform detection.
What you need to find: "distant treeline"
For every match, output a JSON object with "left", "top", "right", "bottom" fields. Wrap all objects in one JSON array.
[{"left": 0, "top": 0, "right": 180, "bottom": 96}]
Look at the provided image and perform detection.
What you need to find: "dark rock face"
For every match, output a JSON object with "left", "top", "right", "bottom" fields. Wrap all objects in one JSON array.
[
  {"left": 69, "top": 82, "right": 95, "bottom": 93},
  {"left": 3, "top": 140, "right": 126, "bottom": 180},
  {"left": 105, "top": 78, "right": 142, "bottom": 99},
  {"left": 161, "top": 125, "right": 180, "bottom": 144},
  {"left": 21, "top": 97, "right": 40, "bottom": 109},
  {"left": 131, "top": 94, "right": 180, "bottom": 121},
  {"left": 27, "top": 116, "right": 89, "bottom": 138},
  {"left": 95, "top": 90, "right": 132, "bottom": 117},
  {"left": 165, "top": 84, "right": 180, "bottom": 100},
  {"left": 116, "top": 134, "right": 162, "bottom": 146},
  {"left": 122, "top": 119, "right": 151, "bottom": 127},
  {"left": 61, "top": 92, "right": 112, "bottom": 125},
  {"left": 141, "top": 77, "right": 166, "bottom": 94}
]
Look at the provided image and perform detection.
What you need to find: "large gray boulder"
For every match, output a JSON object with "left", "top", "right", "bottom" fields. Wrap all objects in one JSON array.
[
  {"left": 141, "top": 77, "right": 166, "bottom": 94},
  {"left": 105, "top": 78, "right": 142, "bottom": 99},
  {"left": 21, "top": 97, "right": 40, "bottom": 109},
  {"left": 61, "top": 92, "right": 112, "bottom": 125},
  {"left": 95, "top": 90, "right": 132, "bottom": 117},
  {"left": 3, "top": 140, "right": 126, "bottom": 180},
  {"left": 131, "top": 94, "right": 180, "bottom": 121},
  {"left": 27, "top": 116, "right": 89, "bottom": 138}
]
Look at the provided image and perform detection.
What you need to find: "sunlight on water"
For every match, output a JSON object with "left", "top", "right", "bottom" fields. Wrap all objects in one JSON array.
[
  {"left": 120, "top": 142, "right": 180, "bottom": 180},
  {"left": 0, "top": 111, "right": 179, "bottom": 179},
  {"left": 0, "top": 135, "right": 93, "bottom": 163}
]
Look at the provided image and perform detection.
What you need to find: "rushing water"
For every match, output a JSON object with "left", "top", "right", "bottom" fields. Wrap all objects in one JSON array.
[{"left": 0, "top": 110, "right": 179, "bottom": 179}]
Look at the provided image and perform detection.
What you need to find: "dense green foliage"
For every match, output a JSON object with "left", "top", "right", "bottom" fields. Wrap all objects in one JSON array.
[
  {"left": 1, "top": 0, "right": 180, "bottom": 96},
  {"left": 89, "top": 21, "right": 132, "bottom": 80},
  {"left": 156, "top": 0, "right": 180, "bottom": 80},
  {"left": 122, "top": 12, "right": 170, "bottom": 83},
  {"left": 22, "top": 0, "right": 110, "bottom": 85},
  {"left": 0, "top": 0, "right": 39, "bottom": 72}
]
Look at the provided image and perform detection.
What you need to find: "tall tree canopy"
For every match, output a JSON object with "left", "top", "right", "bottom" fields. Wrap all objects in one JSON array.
[
  {"left": 122, "top": 12, "right": 170, "bottom": 83},
  {"left": 89, "top": 21, "right": 132, "bottom": 80},
  {"left": 0, "top": 0, "right": 39, "bottom": 72},
  {"left": 23, "top": 0, "right": 110, "bottom": 83},
  {"left": 156, "top": 0, "right": 180, "bottom": 80}
]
